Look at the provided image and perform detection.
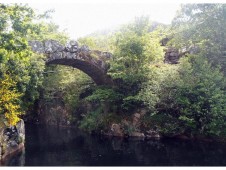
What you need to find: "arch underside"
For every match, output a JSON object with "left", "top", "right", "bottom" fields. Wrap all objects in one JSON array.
[{"left": 46, "top": 59, "right": 113, "bottom": 86}]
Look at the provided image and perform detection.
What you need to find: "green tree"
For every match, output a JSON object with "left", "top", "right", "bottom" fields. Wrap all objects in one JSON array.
[
  {"left": 107, "top": 17, "right": 164, "bottom": 112},
  {"left": 170, "top": 4, "right": 226, "bottom": 72},
  {"left": 0, "top": 3, "right": 68, "bottom": 125},
  {"left": 140, "top": 55, "right": 226, "bottom": 137},
  {"left": 109, "top": 17, "right": 164, "bottom": 82},
  {"left": 139, "top": 63, "right": 180, "bottom": 114},
  {"left": 0, "top": 73, "right": 23, "bottom": 126},
  {"left": 176, "top": 55, "right": 226, "bottom": 136}
]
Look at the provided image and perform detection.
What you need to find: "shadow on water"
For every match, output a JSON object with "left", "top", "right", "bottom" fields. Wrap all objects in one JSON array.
[{"left": 7, "top": 123, "right": 226, "bottom": 166}]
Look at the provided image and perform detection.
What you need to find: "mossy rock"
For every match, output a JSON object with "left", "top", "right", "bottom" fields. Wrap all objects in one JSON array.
[
  {"left": 0, "top": 119, "right": 7, "bottom": 145},
  {"left": 0, "top": 116, "right": 7, "bottom": 129}
]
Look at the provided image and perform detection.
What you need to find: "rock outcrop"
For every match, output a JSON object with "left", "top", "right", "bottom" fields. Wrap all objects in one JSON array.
[
  {"left": 161, "top": 37, "right": 194, "bottom": 64},
  {"left": 25, "top": 92, "right": 74, "bottom": 127},
  {"left": 0, "top": 119, "right": 25, "bottom": 164},
  {"left": 164, "top": 47, "right": 181, "bottom": 64}
]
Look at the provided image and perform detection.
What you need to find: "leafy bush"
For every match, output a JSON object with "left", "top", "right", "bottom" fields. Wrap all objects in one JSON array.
[
  {"left": 79, "top": 108, "right": 121, "bottom": 133},
  {"left": 0, "top": 74, "right": 24, "bottom": 126},
  {"left": 0, "top": 4, "right": 68, "bottom": 126},
  {"left": 175, "top": 55, "right": 226, "bottom": 136},
  {"left": 121, "top": 95, "right": 142, "bottom": 112},
  {"left": 140, "top": 55, "right": 226, "bottom": 137},
  {"left": 79, "top": 109, "right": 102, "bottom": 133},
  {"left": 85, "top": 87, "right": 122, "bottom": 103},
  {"left": 139, "top": 63, "right": 180, "bottom": 113}
]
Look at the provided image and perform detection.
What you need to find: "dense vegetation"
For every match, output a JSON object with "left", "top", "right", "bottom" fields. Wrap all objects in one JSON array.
[
  {"left": 1, "top": 3, "right": 226, "bottom": 139},
  {"left": 0, "top": 4, "right": 68, "bottom": 125}
]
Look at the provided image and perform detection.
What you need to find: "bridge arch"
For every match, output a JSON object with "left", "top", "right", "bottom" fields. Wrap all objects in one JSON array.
[
  {"left": 47, "top": 58, "right": 112, "bottom": 85},
  {"left": 29, "top": 40, "right": 113, "bottom": 86}
]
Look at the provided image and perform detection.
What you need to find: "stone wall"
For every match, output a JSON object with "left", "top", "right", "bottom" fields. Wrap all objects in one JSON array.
[{"left": 0, "top": 119, "right": 25, "bottom": 164}]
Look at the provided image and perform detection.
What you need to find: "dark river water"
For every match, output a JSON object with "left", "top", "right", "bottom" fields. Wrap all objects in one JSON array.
[{"left": 5, "top": 123, "right": 226, "bottom": 166}]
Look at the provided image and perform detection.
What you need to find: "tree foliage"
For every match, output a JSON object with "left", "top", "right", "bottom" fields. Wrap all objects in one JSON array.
[
  {"left": 140, "top": 55, "right": 226, "bottom": 136},
  {"left": 170, "top": 4, "right": 226, "bottom": 72},
  {"left": 176, "top": 55, "right": 226, "bottom": 135},
  {"left": 109, "top": 16, "right": 164, "bottom": 82},
  {"left": 0, "top": 3, "right": 68, "bottom": 126},
  {"left": 0, "top": 74, "right": 23, "bottom": 126}
]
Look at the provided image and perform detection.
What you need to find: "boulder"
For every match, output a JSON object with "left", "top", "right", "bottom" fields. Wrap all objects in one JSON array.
[
  {"left": 132, "top": 110, "right": 147, "bottom": 127},
  {"left": 110, "top": 124, "right": 124, "bottom": 137},
  {"left": 132, "top": 113, "right": 141, "bottom": 126},
  {"left": 130, "top": 132, "right": 145, "bottom": 138},
  {"left": 146, "top": 129, "right": 161, "bottom": 139},
  {"left": 134, "top": 113, "right": 141, "bottom": 119}
]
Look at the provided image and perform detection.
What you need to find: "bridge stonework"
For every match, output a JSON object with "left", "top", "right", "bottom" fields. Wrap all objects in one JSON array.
[{"left": 29, "top": 40, "right": 113, "bottom": 86}]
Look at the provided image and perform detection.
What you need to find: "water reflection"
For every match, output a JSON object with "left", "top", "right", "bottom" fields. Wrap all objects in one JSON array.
[{"left": 6, "top": 124, "right": 226, "bottom": 166}]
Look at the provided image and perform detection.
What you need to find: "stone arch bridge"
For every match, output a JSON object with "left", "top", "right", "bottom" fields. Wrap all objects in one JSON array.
[{"left": 29, "top": 40, "right": 113, "bottom": 86}]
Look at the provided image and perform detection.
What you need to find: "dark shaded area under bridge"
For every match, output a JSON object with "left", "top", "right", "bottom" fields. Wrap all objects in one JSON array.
[{"left": 29, "top": 40, "right": 113, "bottom": 86}]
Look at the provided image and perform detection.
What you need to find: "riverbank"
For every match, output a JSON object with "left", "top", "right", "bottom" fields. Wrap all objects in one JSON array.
[
  {"left": 5, "top": 123, "right": 226, "bottom": 166},
  {"left": 27, "top": 105, "right": 226, "bottom": 144}
]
